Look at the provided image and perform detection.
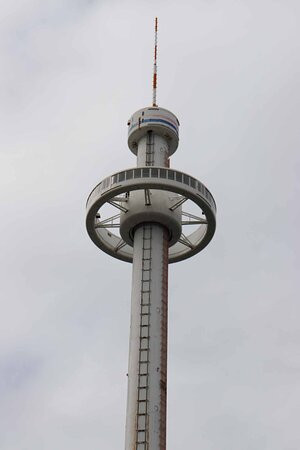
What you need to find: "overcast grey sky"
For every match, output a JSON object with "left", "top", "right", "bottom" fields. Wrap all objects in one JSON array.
[{"left": 0, "top": 0, "right": 299, "bottom": 449}]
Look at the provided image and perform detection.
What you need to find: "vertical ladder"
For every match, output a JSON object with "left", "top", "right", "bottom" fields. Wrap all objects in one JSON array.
[
  {"left": 135, "top": 224, "right": 152, "bottom": 450},
  {"left": 146, "top": 131, "right": 154, "bottom": 166}
]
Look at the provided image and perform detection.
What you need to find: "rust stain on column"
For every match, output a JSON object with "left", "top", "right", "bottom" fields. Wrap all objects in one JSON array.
[{"left": 159, "top": 227, "right": 169, "bottom": 449}]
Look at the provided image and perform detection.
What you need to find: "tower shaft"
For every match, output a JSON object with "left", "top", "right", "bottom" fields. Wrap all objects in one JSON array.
[
  {"left": 125, "top": 132, "right": 169, "bottom": 449},
  {"left": 126, "top": 223, "right": 168, "bottom": 449}
]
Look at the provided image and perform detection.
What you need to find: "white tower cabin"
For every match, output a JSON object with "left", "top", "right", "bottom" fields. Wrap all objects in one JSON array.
[{"left": 86, "top": 18, "right": 216, "bottom": 450}]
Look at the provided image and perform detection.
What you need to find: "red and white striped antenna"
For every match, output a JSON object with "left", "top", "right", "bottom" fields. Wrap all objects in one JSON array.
[{"left": 152, "top": 17, "right": 158, "bottom": 106}]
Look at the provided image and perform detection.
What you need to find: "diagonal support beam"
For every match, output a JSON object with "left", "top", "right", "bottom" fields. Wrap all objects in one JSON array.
[
  {"left": 181, "top": 220, "right": 207, "bottom": 225},
  {"left": 169, "top": 196, "right": 188, "bottom": 211},
  {"left": 178, "top": 233, "right": 194, "bottom": 249},
  {"left": 144, "top": 189, "right": 151, "bottom": 206},
  {"left": 108, "top": 200, "right": 128, "bottom": 213},
  {"left": 95, "top": 213, "right": 121, "bottom": 227},
  {"left": 115, "top": 238, "right": 127, "bottom": 252},
  {"left": 95, "top": 223, "right": 120, "bottom": 229},
  {"left": 181, "top": 211, "right": 207, "bottom": 226},
  {"left": 182, "top": 211, "right": 207, "bottom": 223},
  {"left": 110, "top": 196, "right": 128, "bottom": 203}
]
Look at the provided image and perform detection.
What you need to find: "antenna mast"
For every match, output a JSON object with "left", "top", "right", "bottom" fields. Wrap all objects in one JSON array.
[{"left": 152, "top": 17, "right": 158, "bottom": 106}]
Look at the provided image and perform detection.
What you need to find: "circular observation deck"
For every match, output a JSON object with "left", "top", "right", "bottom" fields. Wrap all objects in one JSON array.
[
  {"left": 127, "top": 107, "right": 179, "bottom": 155},
  {"left": 86, "top": 167, "right": 216, "bottom": 263}
]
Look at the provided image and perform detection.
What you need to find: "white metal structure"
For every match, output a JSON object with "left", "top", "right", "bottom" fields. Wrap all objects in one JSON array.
[
  {"left": 86, "top": 106, "right": 216, "bottom": 449},
  {"left": 86, "top": 17, "right": 216, "bottom": 450}
]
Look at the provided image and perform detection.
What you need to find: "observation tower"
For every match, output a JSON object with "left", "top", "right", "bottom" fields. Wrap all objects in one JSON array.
[{"left": 86, "top": 18, "right": 216, "bottom": 450}]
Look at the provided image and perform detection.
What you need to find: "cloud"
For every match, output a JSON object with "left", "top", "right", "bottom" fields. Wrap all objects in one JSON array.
[{"left": 0, "top": 0, "right": 300, "bottom": 449}]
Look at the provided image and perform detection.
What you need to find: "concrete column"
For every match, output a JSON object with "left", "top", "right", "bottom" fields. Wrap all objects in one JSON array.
[
  {"left": 125, "top": 223, "right": 168, "bottom": 450},
  {"left": 125, "top": 131, "right": 169, "bottom": 449}
]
